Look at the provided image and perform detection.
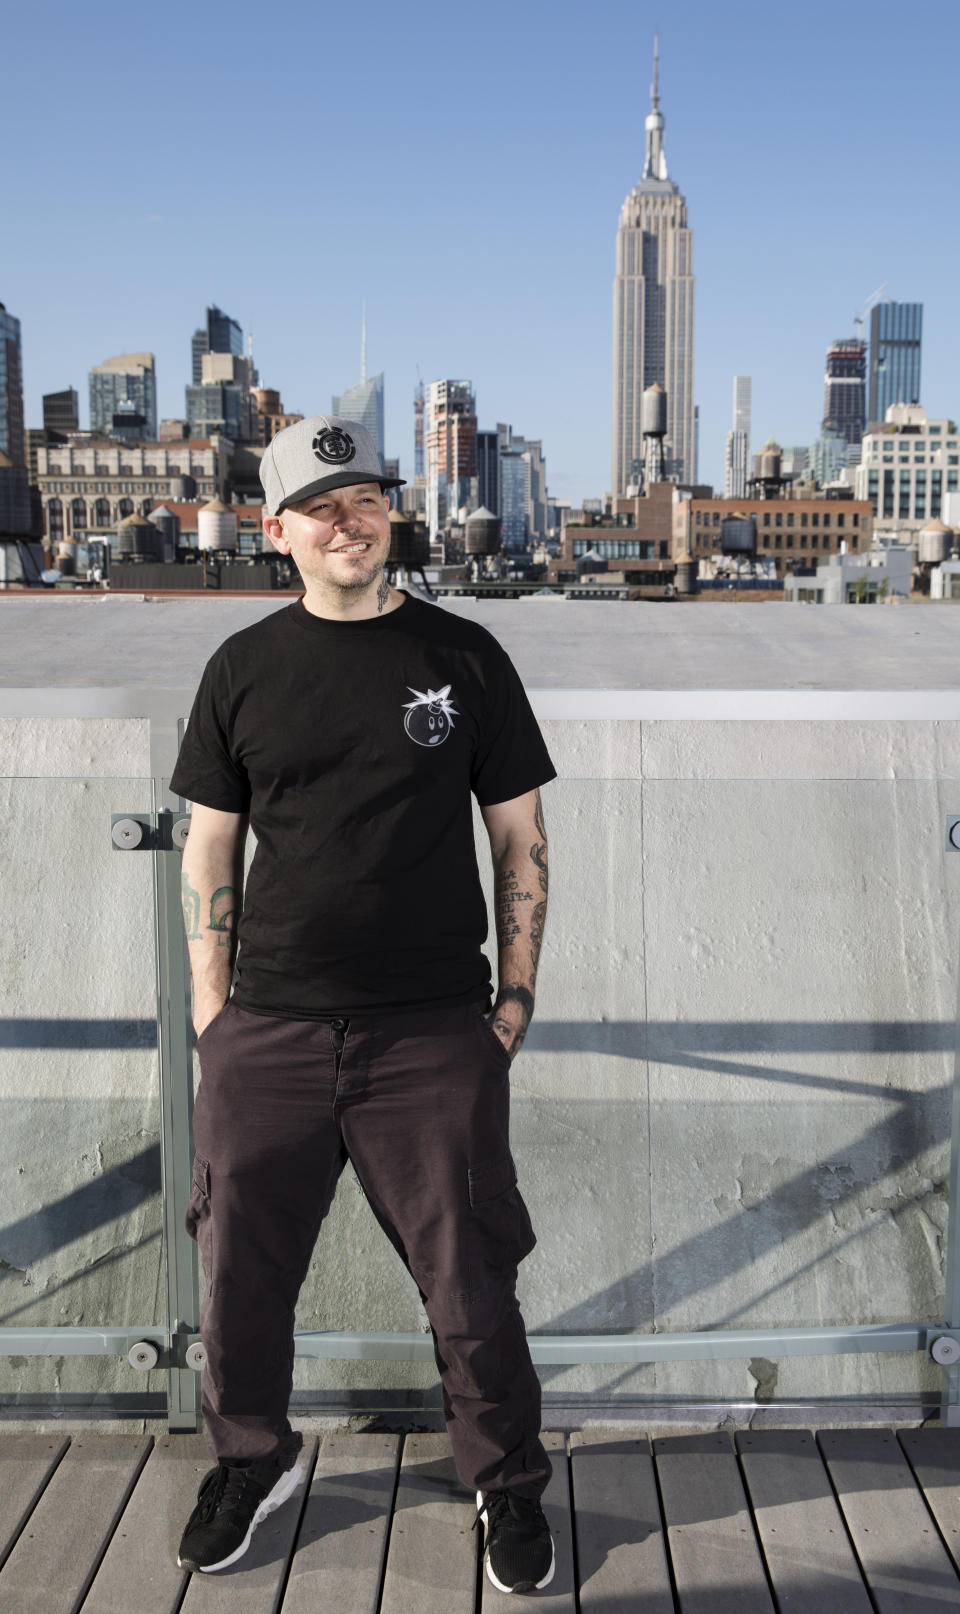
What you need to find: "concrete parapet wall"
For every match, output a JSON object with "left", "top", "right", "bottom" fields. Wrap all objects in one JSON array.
[{"left": 0, "top": 596, "right": 957, "bottom": 1409}]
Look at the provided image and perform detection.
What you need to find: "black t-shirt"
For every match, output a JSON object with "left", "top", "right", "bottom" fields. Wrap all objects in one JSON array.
[{"left": 169, "top": 594, "right": 556, "bottom": 1018}]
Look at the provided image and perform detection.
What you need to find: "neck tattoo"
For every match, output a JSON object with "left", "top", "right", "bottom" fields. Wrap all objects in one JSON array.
[{"left": 376, "top": 577, "right": 390, "bottom": 614}]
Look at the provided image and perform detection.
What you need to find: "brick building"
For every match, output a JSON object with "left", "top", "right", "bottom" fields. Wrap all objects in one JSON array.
[{"left": 35, "top": 437, "right": 232, "bottom": 543}]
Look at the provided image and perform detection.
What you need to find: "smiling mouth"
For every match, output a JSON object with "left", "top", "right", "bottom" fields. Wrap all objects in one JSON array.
[{"left": 331, "top": 541, "right": 371, "bottom": 555}]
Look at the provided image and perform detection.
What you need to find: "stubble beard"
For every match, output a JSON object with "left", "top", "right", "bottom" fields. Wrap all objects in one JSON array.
[{"left": 328, "top": 553, "right": 384, "bottom": 597}]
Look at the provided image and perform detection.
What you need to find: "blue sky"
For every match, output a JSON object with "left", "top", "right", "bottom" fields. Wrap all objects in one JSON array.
[{"left": 5, "top": 0, "right": 958, "bottom": 503}]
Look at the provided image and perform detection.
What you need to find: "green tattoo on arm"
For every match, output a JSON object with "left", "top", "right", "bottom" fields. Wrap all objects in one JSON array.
[
  {"left": 209, "top": 886, "right": 237, "bottom": 947},
  {"left": 180, "top": 872, "right": 202, "bottom": 941}
]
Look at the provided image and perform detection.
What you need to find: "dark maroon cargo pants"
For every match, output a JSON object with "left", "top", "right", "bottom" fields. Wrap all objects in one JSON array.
[{"left": 186, "top": 998, "right": 551, "bottom": 1499}]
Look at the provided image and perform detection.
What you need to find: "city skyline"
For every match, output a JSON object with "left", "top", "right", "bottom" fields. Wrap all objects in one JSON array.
[{"left": 5, "top": 0, "right": 958, "bottom": 506}]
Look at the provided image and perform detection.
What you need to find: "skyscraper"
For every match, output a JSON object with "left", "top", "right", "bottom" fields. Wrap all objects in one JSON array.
[
  {"left": 612, "top": 39, "right": 695, "bottom": 493},
  {"left": 333, "top": 315, "right": 386, "bottom": 460},
  {"left": 0, "top": 302, "right": 26, "bottom": 466},
  {"left": 868, "top": 302, "right": 922, "bottom": 421},
  {"left": 192, "top": 306, "right": 243, "bottom": 385},
  {"left": 332, "top": 373, "right": 385, "bottom": 461},
  {"left": 723, "top": 376, "right": 751, "bottom": 499},
  {"left": 497, "top": 424, "right": 547, "bottom": 547},
  {"left": 414, "top": 379, "right": 425, "bottom": 478},
  {"left": 89, "top": 353, "right": 157, "bottom": 439},
  {"left": 186, "top": 351, "right": 256, "bottom": 441},
  {"left": 822, "top": 338, "right": 866, "bottom": 447},
  {"left": 43, "top": 388, "right": 79, "bottom": 435},
  {"left": 476, "top": 430, "right": 500, "bottom": 516},
  {"left": 0, "top": 301, "right": 32, "bottom": 536},
  {"left": 425, "top": 380, "right": 477, "bottom": 536}
]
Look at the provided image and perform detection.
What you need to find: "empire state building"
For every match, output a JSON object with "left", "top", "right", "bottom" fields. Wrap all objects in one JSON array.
[{"left": 611, "top": 43, "right": 695, "bottom": 494}]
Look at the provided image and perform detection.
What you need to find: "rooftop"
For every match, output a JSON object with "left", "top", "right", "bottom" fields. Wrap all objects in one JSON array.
[
  {"left": 0, "top": 596, "right": 957, "bottom": 692},
  {"left": 4, "top": 1425, "right": 960, "bottom": 1608}
]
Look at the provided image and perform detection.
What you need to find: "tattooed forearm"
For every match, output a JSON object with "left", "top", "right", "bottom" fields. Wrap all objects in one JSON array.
[{"left": 484, "top": 789, "right": 549, "bottom": 1062}]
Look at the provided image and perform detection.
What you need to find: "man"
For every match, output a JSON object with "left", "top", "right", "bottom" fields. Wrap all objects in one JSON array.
[{"left": 170, "top": 416, "right": 556, "bottom": 1595}]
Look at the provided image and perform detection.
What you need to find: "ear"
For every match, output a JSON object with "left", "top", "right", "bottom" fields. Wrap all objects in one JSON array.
[{"left": 263, "top": 512, "right": 290, "bottom": 554}]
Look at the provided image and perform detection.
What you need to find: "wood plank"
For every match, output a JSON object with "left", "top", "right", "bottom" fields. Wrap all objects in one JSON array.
[
  {"left": 81, "top": 1433, "right": 210, "bottom": 1614},
  {"left": 819, "top": 1427, "right": 960, "bottom": 1614},
  {"left": 898, "top": 1428, "right": 960, "bottom": 1574},
  {"left": 280, "top": 1431, "right": 401, "bottom": 1614},
  {"left": 570, "top": 1432, "right": 674, "bottom": 1614},
  {"left": 0, "top": 1432, "right": 70, "bottom": 1572},
  {"left": 178, "top": 1437, "right": 317, "bottom": 1614},
  {"left": 0, "top": 1433, "right": 152, "bottom": 1614},
  {"left": 736, "top": 1428, "right": 872, "bottom": 1613},
  {"left": 379, "top": 1432, "right": 478, "bottom": 1614},
  {"left": 479, "top": 1431, "right": 575, "bottom": 1612},
  {"left": 654, "top": 1431, "right": 774, "bottom": 1614}
]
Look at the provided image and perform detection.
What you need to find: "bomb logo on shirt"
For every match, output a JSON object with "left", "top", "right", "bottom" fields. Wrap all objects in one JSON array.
[{"left": 402, "top": 685, "right": 459, "bottom": 747}]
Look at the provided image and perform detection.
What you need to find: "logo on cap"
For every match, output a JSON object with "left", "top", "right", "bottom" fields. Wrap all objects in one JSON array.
[{"left": 312, "top": 427, "right": 356, "bottom": 465}]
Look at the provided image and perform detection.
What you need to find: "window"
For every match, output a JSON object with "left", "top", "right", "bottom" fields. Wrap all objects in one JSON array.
[
  {"left": 801, "top": 513, "right": 808, "bottom": 528},
  {"left": 853, "top": 513, "right": 859, "bottom": 527},
  {"left": 811, "top": 534, "right": 818, "bottom": 549},
  {"left": 812, "top": 514, "right": 819, "bottom": 527},
  {"left": 837, "top": 513, "right": 845, "bottom": 528},
  {"left": 775, "top": 513, "right": 782, "bottom": 528},
  {"left": 787, "top": 513, "right": 794, "bottom": 528},
  {"left": 824, "top": 515, "right": 830, "bottom": 527},
  {"left": 763, "top": 513, "right": 770, "bottom": 527}
]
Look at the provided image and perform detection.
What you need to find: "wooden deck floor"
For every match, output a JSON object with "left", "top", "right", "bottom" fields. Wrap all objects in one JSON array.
[{"left": 2, "top": 1425, "right": 960, "bottom": 1612}]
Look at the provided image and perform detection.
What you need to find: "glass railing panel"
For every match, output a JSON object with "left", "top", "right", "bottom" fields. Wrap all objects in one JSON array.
[
  {"left": 0, "top": 777, "right": 163, "bottom": 1407},
  {"left": 641, "top": 776, "right": 951, "bottom": 1407},
  {"left": 288, "top": 774, "right": 955, "bottom": 1411}
]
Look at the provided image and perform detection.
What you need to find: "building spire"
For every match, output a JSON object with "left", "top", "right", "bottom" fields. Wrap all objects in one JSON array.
[{"left": 642, "top": 33, "right": 669, "bottom": 181}]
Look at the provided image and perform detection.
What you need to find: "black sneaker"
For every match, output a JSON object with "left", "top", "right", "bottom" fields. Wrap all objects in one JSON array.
[
  {"left": 476, "top": 1489, "right": 555, "bottom": 1594},
  {"left": 177, "top": 1456, "right": 303, "bottom": 1573}
]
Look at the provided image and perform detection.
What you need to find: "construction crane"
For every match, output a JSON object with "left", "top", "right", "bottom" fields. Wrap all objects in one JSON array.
[{"left": 854, "top": 282, "right": 888, "bottom": 342}]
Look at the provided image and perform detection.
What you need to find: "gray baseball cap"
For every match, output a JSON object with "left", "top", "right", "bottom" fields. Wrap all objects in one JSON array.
[{"left": 260, "top": 415, "right": 405, "bottom": 515}]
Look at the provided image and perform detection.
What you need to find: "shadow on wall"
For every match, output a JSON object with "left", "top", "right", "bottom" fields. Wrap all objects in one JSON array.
[{"left": 0, "top": 1016, "right": 951, "bottom": 1344}]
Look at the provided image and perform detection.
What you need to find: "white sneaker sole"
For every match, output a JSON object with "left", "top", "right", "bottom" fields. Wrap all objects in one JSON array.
[
  {"left": 477, "top": 1490, "right": 556, "bottom": 1594},
  {"left": 182, "top": 1460, "right": 303, "bottom": 1574}
]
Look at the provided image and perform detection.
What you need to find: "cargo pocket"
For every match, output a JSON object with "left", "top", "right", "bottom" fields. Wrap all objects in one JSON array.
[
  {"left": 468, "top": 1152, "right": 536, "bottom": 1272},
  {"left": 185, "top": 1149, "right": 212, "bottom": 1246}
]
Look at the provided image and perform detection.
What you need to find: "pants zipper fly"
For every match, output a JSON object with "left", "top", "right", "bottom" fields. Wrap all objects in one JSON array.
[{"left": 331, "top": 1017, "right": 348, "bottom": 1077}]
